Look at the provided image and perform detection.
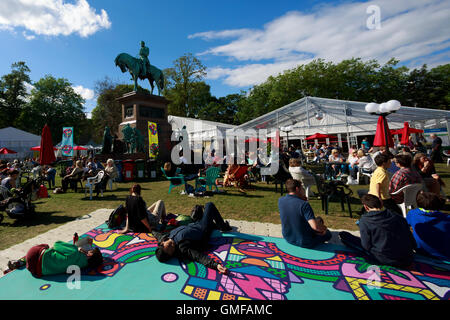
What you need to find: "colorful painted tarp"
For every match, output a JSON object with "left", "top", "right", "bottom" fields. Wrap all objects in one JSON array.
[{"left": 0, "top": 223, "right": 449, "bottom": 300}]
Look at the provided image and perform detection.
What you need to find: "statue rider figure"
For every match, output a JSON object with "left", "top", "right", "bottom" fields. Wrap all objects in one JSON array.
[{"left": 139, "top": 40, "right": 150, "bottom": 77}]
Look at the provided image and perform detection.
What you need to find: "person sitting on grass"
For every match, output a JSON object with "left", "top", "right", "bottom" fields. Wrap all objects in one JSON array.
[
  {"left": 154, "top": 202, "right": 232, "bottom": 274},
  {"left": 278, "top": 179, "right": 331, "bottom": 248},
  {"left": 339, "top": 194, "right": 415, "bottom": 268},
  {"left": 119, "top": 184, "right": 153, "bottom": 234},
  {"left": 406, "top": 192, "right": 450, "bottom": 261},
  {"left": 7, "top": 237, "right": 103, "bottom": 278}
]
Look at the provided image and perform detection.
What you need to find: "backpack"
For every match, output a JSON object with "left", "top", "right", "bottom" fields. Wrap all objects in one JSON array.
[
  {"left": 190, "top": 205, "right": 204, "bottom": 222},
  {"left": 37, "top": 184, "right": 48, "bottom": 198},
  {"left": 106, "top": 204, "right": 127, "bottom": 229}
]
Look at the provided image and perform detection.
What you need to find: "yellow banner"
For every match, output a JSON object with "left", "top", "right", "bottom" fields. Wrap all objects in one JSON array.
[{"left": 148, "top": 121, "right": 159, "bottom": 158}]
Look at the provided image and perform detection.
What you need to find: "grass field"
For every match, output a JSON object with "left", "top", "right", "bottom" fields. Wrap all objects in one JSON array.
[{"left": 0, "top": 163, "right": 448, "bottom": 251}]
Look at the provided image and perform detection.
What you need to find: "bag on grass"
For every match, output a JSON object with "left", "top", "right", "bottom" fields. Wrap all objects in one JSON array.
[{"left": 106, "top": 204, "right": 127, "bottom": 229}]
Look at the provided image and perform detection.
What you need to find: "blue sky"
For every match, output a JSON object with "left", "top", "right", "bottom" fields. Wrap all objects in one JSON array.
[{"left": 0, "top": 0, "right": 449, "bottom": 116}]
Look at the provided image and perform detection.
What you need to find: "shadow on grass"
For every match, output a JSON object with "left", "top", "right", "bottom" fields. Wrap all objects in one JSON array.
[
  {"left": 4, "top": 212, "right": 76, "bottom": 227},
  {"left": 80, "top": 194, "right": 126, "bottom": 202},
  {"left": 215, "top": 191, "right": 264, "bottom": 198}
]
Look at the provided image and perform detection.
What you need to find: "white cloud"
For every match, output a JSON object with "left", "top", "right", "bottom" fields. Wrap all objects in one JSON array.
[
  {"left": 191, "top": 0, "right": 450, "bottom": 88},
  {"left": 73, "top": 85, "right": 94, "bottom": 100},
  {"left": 0, "top": 0, "right": 111, "bottom": 39}
]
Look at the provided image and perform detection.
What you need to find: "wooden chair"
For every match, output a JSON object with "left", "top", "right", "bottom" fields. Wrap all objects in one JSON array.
[{"left": 227, "top": 165, "right": 250, "bottom": 191}]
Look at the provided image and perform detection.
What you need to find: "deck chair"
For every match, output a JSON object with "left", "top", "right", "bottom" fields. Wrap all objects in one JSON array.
[
  {"left": 195, "top": 166, "right": 221, "bottom": 192},
  {"left": 161, "top": 167, "right": 186, "bottom": 194},
  {"left": 390, "top": 183, "right": 424, "bottom": 218},
  {"left": 227, "top": 165, "right": 250, "bottom": 191},
  {"left": 84, "top": 170, "right": 105, "bottom": 200}
]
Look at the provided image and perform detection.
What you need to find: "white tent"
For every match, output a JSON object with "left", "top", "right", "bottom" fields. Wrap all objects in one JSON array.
[
  {"left": 231, "top": 96, "right": 450, "bottom": 149},
  {"left": 0, "top": 127, "right": 41, "bottom": 160},
  {"left": 168, "top": 115, "right": 236, "bottom": 150}
]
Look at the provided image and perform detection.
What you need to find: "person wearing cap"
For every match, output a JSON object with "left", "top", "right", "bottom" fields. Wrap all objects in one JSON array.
[{"left": 8, "top": 237, "right": 103, "bottom": 278}]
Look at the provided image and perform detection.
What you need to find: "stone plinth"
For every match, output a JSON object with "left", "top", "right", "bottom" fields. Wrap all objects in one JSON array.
[{"left": 116, "top": 91, "right": 172, "bottom": 161}]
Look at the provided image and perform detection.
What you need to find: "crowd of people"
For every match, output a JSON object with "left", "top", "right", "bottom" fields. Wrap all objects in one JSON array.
[{"left": 3, "top": 133, "right": 449, "bottom": 280}]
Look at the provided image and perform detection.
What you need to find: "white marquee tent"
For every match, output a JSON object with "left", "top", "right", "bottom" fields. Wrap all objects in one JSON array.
[
  {"left": 168, "top": 115, "right": 236, "bottom": 150},
  {"left": 230, "top": 96, "right": 450, "bottom": 149},
  {"left": 0, "top": 127, "right": 41, "bottom": 159}
]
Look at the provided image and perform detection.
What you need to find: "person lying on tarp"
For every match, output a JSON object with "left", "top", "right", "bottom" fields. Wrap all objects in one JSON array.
[
  {"left": 7, "top": 237, "right": 103, "bottom": 278},
  {"left": 154, "top": 202, "right": 232, "bottom": 274}
]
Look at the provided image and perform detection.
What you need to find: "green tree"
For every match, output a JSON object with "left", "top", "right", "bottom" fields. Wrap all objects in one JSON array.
[
  {"left": 163, "top": 53, "right": 207, "bottom": 117},
  {"left": 197, "top": 93, "right": 245, "bottom": 125},
  {"left": 0, "top": 61, "right": 32, "bottom": 128},
  {"left": 19, "top": 75, "right": 86, "bottom": 143}
]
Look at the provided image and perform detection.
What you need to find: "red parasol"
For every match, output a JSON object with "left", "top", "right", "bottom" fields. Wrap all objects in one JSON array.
[
  {"left": 305, "top": 133, "right": 337, "bottom": 140},
  {"left": 73, "top": 145, "right": 88, "bottom": 151},
  {"left": 39, "top": 124, "right": 56, "bottom": 165},
  {"left": 0, "top": 147, "right": 17, "bottom": 154},
  {"left": 399, "top": 122, "right": 424, "bottom": 145},
  {"left": 373, "top": 116, "right": 394, "bottom": 148},
  {"left": 31, "top": 146, "right": 57, "bottom": 151}
]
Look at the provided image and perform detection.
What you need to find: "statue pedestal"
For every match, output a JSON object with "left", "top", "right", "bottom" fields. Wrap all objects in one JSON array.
[{"left": 116, "top": 91, "right": 172, "bottom": 161}]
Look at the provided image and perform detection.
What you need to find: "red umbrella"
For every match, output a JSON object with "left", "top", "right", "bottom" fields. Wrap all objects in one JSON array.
[
  {"left": 31, "top": 146, "right": 57, "bottom": 151},
  {"left": 0, "top": 147, "right": 17, "bottom": 154},
  {"left": 305, "top": 133, "right": 337, "bottom": 140},
  {"left": 373, "top": 116, "right": 394, "bottom": 148},
  {"left": 73, "top": 145, "right": 88, "bottom": 151},
  {"left": 39, "top": 124, "right": 56, "bottom": 165},
  {"left": 398, "top": 122, "right": 424, "bottom": 145}
]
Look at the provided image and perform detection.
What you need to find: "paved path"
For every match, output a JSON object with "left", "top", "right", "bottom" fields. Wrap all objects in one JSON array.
[{"left": 0, "top": 208, "right": 359, "bottom": 277}]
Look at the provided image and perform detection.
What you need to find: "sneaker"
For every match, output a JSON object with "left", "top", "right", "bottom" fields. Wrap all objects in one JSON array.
[
  {"left": 7, "top": 259, "right": 26, "bottom": 270},
  {"left": 220, "top": 221, "right": 232, "bottom": 232}
]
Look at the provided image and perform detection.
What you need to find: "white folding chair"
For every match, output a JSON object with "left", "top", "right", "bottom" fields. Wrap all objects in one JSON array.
[
  {"left": 390, "top": 183, "right": 424, "bottom": 218},
  {"left": 84, "top": 171, "right": 105, "bottom": 200},
  {"left": 443, "top": 150, "right": 450, "bottom": 166}
]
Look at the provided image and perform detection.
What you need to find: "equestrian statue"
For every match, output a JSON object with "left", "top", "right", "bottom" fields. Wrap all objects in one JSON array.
[{"left": 114, "top": 41, "right": 165, "bottom": 95}]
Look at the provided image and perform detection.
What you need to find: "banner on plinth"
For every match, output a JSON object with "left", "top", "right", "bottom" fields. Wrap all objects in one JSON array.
[{"left": 148, "top": 121, "right": 159, "bottom": 159}]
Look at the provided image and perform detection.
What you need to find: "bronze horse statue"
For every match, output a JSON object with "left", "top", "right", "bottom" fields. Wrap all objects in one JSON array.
[{"left": 114, "top": 53, "right": 165, "bottom": 95}]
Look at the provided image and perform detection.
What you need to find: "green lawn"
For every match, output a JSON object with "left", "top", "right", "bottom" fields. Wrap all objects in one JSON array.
[{"left": 0, "top": 163, "right": 449, "bottom": 251}]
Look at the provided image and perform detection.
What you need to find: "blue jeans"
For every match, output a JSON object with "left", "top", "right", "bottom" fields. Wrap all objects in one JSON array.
[{"left": 197, "top": 202, "right": 228, "bottom": 235}]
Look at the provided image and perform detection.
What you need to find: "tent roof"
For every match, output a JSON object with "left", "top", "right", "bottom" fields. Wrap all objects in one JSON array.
[
  {"left": 232, "top": 96, "right": 450, "bottom": 137},
  {"left": 0, "top": 127, "right": 41, "bottom": 142}
]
